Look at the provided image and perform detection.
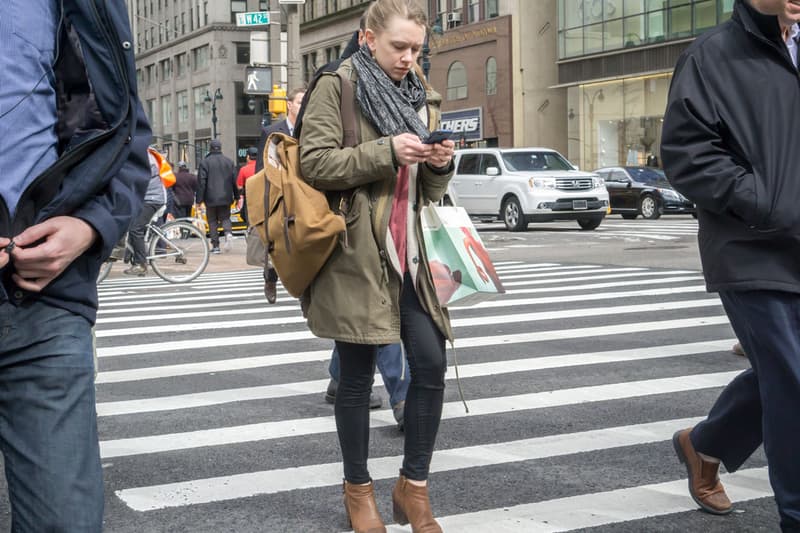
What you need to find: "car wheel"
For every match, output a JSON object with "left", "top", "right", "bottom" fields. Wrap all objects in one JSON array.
[
  {"left": 639, "top": 194, "right": 662, "bottom": 220},
  {"left": 502, "top": 196, "right": 527, "bottom": 232},
  {"left": 621, "top": 213, "right": 638, "bottom": 220},
  {"left": 577, "top": 216, "right": 604, "bottom": 231}
]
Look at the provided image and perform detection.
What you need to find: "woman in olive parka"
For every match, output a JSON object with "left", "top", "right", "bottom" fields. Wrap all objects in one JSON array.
[{"left": 299, "top": 1, "right": 455, "bottom": 531}]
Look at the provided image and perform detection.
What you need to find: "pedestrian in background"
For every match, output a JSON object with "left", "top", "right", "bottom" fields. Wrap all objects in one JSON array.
[
  {"left": 662, "top": 0, "right": 800, "bottom": 528},
  {"left": 124, "top": 149, "right": 167, "bottom": 276},
  {"left": 198, "top": 139, "right": 238, "bottom": 254},
  {"left": 237, "top": 146, "right": 259, "bottom": 225},
  {"left": 299, "top": 0, "right": 455, "bottom": 530},
  {"left": 255, "top": 87, "right": 306, "bottom": 303},
  {"left": 172, "top": 161, "right": 198, "bottom": 219},
  {"left": 0, "top": 0, "right": 150, "bottom": 529}
]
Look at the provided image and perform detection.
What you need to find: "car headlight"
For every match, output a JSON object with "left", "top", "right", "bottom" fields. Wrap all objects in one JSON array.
[
  {"left": 529, "top": 177, "right": 555, "bottom": 189},
  {"left": 592, "top": 176, "right": 605, "bottom": 189},
  {"left": 659, "top": 188, "right": 680, "bottom": 200}
]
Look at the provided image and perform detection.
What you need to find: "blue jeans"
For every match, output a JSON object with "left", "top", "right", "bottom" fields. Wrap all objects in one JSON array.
[
  {"left": 0, "top": 300, "right": 103, "bottom": 532},
  {"left": 329, "top": 343, "right": 410, "bottom": 408},
  {"left": 691, "top": 290, "right": 800, "bottom": 532}
]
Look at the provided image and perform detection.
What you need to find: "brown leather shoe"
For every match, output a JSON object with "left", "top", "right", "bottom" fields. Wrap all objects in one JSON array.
[
  {"left": 672, "top": 428, "right": 732, "bottom": 515},
  {"left": 392, "top": 473, "right": 442, "bottom": 533},
  {"left": 343, "top": 481, "right": 386, "bottom": 533},
  {"left": 264, "top": 280, "right": 277, "bottom": 304}
]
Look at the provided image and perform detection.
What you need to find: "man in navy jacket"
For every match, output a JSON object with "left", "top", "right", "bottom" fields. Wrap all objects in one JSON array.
[
  {"left": 663, "top": 0, "right": 800, "bottom": 529},
  {"left": 0, "top": 1, "right": 150, "bottom": 529}
]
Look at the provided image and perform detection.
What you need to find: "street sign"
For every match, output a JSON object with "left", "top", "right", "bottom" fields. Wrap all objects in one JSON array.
[
  {"left": 236, "top": 11, "right": 270, "bottom": 27},
  {"left": 244, "top": 67, "right": 273, "bottom": 95}
]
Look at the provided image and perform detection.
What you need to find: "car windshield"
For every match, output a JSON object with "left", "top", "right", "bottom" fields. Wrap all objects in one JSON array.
[
  {"left": 626, "top": 167, "right": 671, "bottom": 186},
  {"left": 502, "top": 151, "right": 574, "bottom": 172}
]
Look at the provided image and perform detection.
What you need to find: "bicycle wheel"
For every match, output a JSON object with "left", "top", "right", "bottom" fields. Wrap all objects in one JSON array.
[
  {"left": 97, "top": 260, "right": 114, "bottom": 284},
  {"left": 148, "top": 221, "right": 209, "bottom": 283}
]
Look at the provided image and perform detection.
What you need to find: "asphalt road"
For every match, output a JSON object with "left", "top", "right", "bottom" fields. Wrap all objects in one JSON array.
[{"left": 0, "top": 215, "right": 779, "bottom": 532}]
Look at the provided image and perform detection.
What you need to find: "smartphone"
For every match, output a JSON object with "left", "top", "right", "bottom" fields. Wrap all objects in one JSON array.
[{"left": 424, "top": 130, "right": 453, "bottom": 145}]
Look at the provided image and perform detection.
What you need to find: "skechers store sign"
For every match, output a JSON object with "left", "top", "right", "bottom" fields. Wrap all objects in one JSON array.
[{"left": 440, "top": 107, "right": 482, "bottom": 142}]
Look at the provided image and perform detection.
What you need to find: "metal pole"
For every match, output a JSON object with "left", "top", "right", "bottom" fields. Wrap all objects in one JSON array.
[
  {"left": 287, "top": 4, "right": 301, "bottom": 89},
  {"left": 211, "top": 96, "right": 218, "bottom": 139},
  {"left": 422, "top": 33, "right": 431, "bottom": 80}
]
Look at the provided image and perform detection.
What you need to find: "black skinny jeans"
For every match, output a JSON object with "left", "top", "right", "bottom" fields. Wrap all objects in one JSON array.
[{"left": 335, "top": 272, "right": 447, "bottom": 484}]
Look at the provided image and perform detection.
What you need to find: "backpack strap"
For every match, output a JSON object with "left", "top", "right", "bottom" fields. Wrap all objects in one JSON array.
[{"left": 339, "top": 75, "right": 358, "bottom": 148}]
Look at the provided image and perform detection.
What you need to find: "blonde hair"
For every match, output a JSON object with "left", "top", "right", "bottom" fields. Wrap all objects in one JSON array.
[{"left": 365, "top": 0, "right": 428, "bottom": 36}]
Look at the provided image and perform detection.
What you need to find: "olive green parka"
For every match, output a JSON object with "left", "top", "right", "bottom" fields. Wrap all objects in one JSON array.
[{"left": 299, "top": 59, "right": 454, "bottom": 344}]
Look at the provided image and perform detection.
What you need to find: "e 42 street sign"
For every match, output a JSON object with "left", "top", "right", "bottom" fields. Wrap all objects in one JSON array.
[{"left": 236, "top": 11, "right": 270, "bottom": 27}]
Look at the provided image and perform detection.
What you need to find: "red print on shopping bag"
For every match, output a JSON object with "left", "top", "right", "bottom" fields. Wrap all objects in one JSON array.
[{"left": 429, "top": 260, "right": 462, "bottom": 304}]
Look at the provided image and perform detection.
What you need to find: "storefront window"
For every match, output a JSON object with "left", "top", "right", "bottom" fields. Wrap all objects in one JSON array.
[{"left": 567, "top": 74, "right": 671, "bottom": 172}]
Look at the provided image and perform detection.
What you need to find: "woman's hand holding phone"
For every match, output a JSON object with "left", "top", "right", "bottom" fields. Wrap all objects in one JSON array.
[{"left": 426, "top": 139, "right": 455, "bottom": 168}]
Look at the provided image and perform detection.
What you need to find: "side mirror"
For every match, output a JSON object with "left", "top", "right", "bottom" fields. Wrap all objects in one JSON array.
[
  {"left": 486, "top": 167, "right": 500, "bottom": 176},
  {"left": 572, "top": 165, "right": 580, "bottom": 171},
  {"left": 626, "top": 180, "right": 633, "bottom": 188}
]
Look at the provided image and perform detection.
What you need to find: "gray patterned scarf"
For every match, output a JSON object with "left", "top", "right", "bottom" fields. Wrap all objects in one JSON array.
[{"left": 350, "top": 45, "right": 430, "bottom": 139}]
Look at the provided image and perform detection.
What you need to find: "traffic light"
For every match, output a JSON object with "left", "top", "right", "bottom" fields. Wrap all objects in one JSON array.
[{"left": 269, "top": 85, "right": 287, "bottom": 116}]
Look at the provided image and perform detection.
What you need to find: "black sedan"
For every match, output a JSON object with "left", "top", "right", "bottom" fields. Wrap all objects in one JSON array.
[{"left": 593, "top": 166, "right": 695, "bottom": 220}]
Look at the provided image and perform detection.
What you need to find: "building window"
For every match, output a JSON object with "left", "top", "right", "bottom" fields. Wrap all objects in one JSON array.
[
  {"left": 469, "top": 0, "right": 480, "bottom": 22},
  {"left": 192, "top": 45, "right": 209, "bottom": 71},
  {"left": 161, "top": 94, "right": 172, "bottom": 126},
  {"left": 231, "top": 0, "right": 246, "bottom": 23},
  {"left": 146, "top": 99, "right": 156, "bottom": 125},
  {"left": 260, "top": 0, "right": 268, "bottom": 9},
  {"left": 145, "top": 64, "right": 155, "bottom": 85},
  {"left": 236, "top": 43, "right": 250, "bottom": 64},
  {"left": 177, "top": 90, "right": 189, "bottom": 125},
  {"left": 485, "top": 57, "right": 497, "bottom": 96},
  {"left": 449, "top": 0, "right": 464, "bottom": 28},
  {"left": 176, "top": 53, "right": 187, "bottom": 77},
  {"left": 160, "top": 59, "right": 172, "bottom": 81},
  {"left": 446, "top": 61, "right": 467, "bottom": 100},
  {"left": 485, "top": 0, "right": 498, "bottom": 19},
  {"left": 194, "top": 85, "right": 210, "bottom": 121},
  {"left": 557, "top": 0, "right": 730, "bottom": 59}
]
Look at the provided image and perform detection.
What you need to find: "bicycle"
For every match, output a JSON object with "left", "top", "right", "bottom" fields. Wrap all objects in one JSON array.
[{"left": 97, "top": 206, "right": 210, "bottom": 284}]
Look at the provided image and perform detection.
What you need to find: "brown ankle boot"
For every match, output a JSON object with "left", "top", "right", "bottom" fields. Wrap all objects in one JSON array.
[
  {"left": 392, "top": 474, "right": 442, "bottom": 533},
  {"left": 343, "top": 481, "right": 386, "bottom": 533}
]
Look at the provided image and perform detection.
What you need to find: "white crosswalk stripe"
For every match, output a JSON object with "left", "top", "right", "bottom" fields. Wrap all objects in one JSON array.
[{"left": 90, "top": 259, "right": 770, "bottom": 532}]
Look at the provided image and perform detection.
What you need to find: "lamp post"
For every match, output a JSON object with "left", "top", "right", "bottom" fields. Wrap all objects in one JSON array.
[
  {"left": 583, "top": 88, "right": 604, "bottom": 169},
  {"left": 421, "top": 20, "right": 444, "bottom": 81},
  {"left": 204, "top": 88, "right": 223, "bottom": 139}
]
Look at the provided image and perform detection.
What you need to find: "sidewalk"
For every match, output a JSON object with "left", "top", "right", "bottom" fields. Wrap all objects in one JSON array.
[{"left": 104, "top": 234, "right": 256, "bottom": 280}]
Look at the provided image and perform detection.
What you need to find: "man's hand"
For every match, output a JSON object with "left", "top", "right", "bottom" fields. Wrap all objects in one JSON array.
[
  {"left": 391, "top": 133, "right": 433, "bottom": 166},
  {"left": 10, "top": 217, "right": 98, "bottom": 292},
  {"left": 0, "top": 237, "right": 10, "bottom": 269}
]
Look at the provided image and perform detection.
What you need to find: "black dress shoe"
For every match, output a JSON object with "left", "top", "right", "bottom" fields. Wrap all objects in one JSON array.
[{"left": 264, "top": 280, "right": 277, "bottom": 304}]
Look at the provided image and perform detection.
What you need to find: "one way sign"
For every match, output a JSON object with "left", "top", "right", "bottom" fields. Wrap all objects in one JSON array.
[{"left": 244, "top": 67, "right": 273, "bottom": 95}]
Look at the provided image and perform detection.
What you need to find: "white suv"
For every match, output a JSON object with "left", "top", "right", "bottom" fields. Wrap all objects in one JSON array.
[{"left": 445, "top": 148, "right": 610, "bottom": 231}]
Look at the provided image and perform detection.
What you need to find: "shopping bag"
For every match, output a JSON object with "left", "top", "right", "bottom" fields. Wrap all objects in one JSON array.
[{"left": 420, "top": 205, "right": 505, "bottom": 306}]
